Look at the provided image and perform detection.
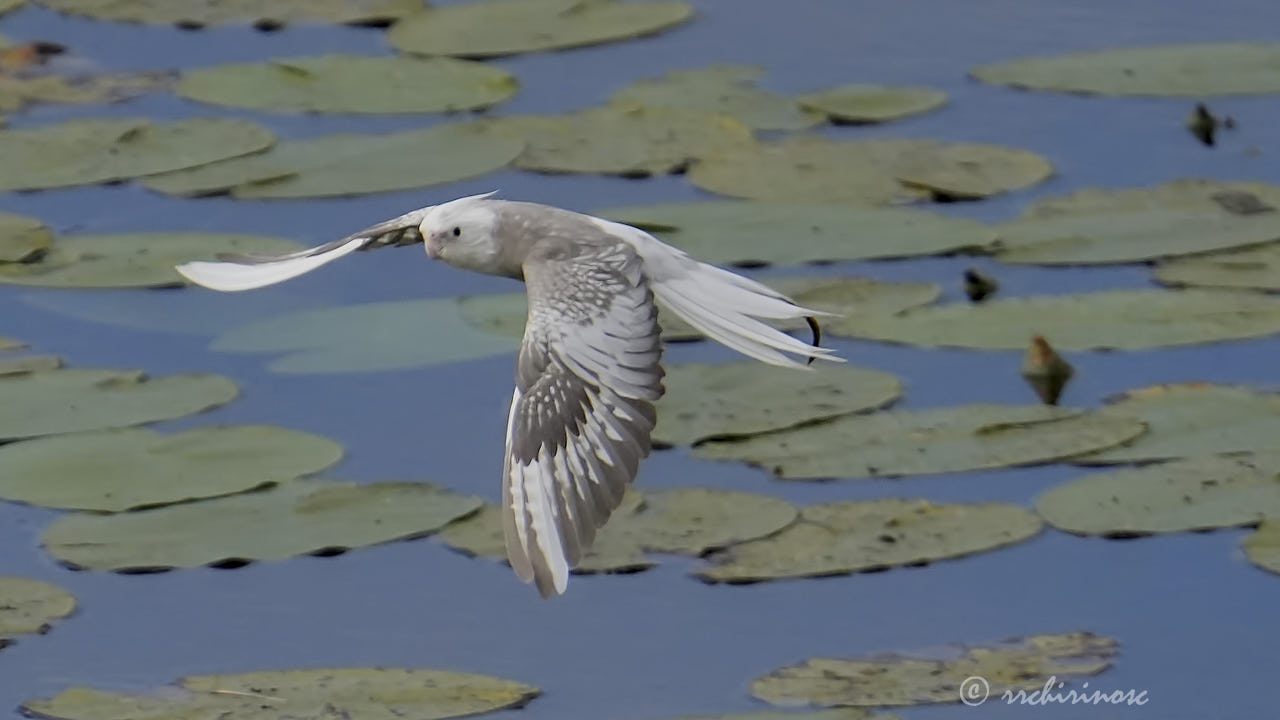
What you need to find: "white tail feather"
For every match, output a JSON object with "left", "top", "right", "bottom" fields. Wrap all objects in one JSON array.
[{"left": 175, "top": 238, "right": 365, "bottom": 292}]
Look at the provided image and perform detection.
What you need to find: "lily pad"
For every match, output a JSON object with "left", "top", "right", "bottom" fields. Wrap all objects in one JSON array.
[
  {"left": 388, "top": 0, "right": 694, "bottom": 58},
  {"left": 697, "top": 499, "right": 1041, "bottom": 583},
  {"left": 0, "top": 0, "right": 24, "bottom": 16},
  {"left": 654, "top": 363, "right": 902, "bottom": 446},
  {"left": 1155, "top": 244, "right": 1280, "bottom": 292},
  {"left": 0, "top": 425, "right": 343, "bottom": 511},
  {"left": 212, "top": 298, "right": 521, "bottom": 374},
  {"left": 178, "top": 55, "right": 517, "bottom": 114},
  {"left": 796, "top": 84, "right": 947, "bottom": 124},
  {"left": 24, "top": 668, "right": 538, "bottom": 720},
  {"left": 695, "top": 404, "right": 1146, "bottom": 481},
  {"left": 689, "top": 136, "right": 1052, "bottom": 204},
  {"left": 0, "top": 210, "right": 51, "bottom": 263},
  {"left": 35, "top": 0, "right": 423, "bottom": 27},
  {"left": 42, "top": 480, "right": 483, "bottom": 571},
  {"left": 597, "top": 201, "right": 997, "bottom": 266},
  {"left": 832, "top": 289, "right": 1280, "bottom": 350},
  {"left": 482, "top": 105, "right": 751, "bottom": 177},
  {"left": 0, "top": 233, "right": 302, "bottom": 288},
  {"left": 1022, "top": 179, "right": 1280, "bottom": 218},
  {"left": 0, "top": 368, "right": 238, "bottom": 442},
  {"left": 1036, "top": 455, "right": 1280, "bottom": 537},
  {"left": 1073, "top": 384, "right": 1280, "bottom": 464},
  {"left": 750, "top": 632, "right": 1115, "bottom": 707},
  {"left": 142, "top": 123, "right": 522, "bottom": 198},
  {"left": 0, "top": 70, "right": 171, "bottom": 114},
  {"left": 0, "top": 117, "right": 275, "bottom": 191},
  {"left": 611, "top": 65, "right": 823, "bottom": 131},
  {"left": 0, "top": 335, "right": 24, "bottom": 351},
  {"left": 0, "top": 577, "right": 75, "bottom": 636},
  {"left": 971, "top": 43, "right": 1280, "bottom": 96},
  {"left": 1244, "top": 521, "right": 1280, "bottom": 575},
  {"left": 0, "top": 354, "right": 60, "bottom": 376}
]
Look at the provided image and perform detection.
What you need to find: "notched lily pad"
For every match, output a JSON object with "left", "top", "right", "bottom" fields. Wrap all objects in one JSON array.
[
  {"left": 695, "top": 404, "right": 1146, "bottom": 481},
  {"left": 0, "top": 233, "right": 301, "bottom": 288},
  {"left": 0, "top": 368, "right": 238, "bottom": 442},
  {"left": 689, "top": 136, "right": 1051, "bottom": 204},
  {"left": 388, "top": 0, "right": 694, "bottom": 58},
  {"left": 143, "top": 123, "right": 521, "bottom": 198},
  {"left": 1155, "top": 244, "right": 1280, "bottom": 292},
  {"left": 35, "top": 0, "right": 423, "bottom": 27},
  {"left": 797, "top": 84, "right": 947, "bottom": 124},
  {"left": 42, "top": 480, "right": 483, "bottom": 571},
  {"left": 0, "top": 117, "right": 275, "bottom": 191},
  {"left": 0, "top": 425, "right": 344, "bottom": 511},
  {"left": 178, "top": 55, "right": 518, "bottom": 114},
  {"left": 750, "top": 632, "right": 1116, "bottom": 707},
  {"left": 0, "top": 576, "right": 75, "bottom": 637},
  {"left": 0, "top": 210, "right": 51, "bottom": 263},
  {"left": 698, "top": 499, "right": 1042, "bottom": 583},
  {"left": 611, "top": 65, "right": 823, "bottom": 131},
  {"left": 24, "top": 667, "right": 539, "bottom": 720}
]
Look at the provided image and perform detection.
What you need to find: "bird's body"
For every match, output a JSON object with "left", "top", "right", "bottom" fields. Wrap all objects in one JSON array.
[{"left": 177, "top": 195, "right": 840, "bottom": 597}]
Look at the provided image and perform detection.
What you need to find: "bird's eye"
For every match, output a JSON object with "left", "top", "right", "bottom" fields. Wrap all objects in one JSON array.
[{"left": 451, "top": 226, "right": 461, "bottom": 237}]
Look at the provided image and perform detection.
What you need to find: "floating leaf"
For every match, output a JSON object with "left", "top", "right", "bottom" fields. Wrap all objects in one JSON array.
[
  {"left": 43, "top": 480, "right": 483, "bottom": 571},
  {"left": 0, "top": 233, "right": 301, "bottom": 288},
  {"left": 35, "top": 0, "right": 423, "bottom": 27},
  {"left": 1244, "top": 521, "right": 1280, "bottom": 575},
  {"left": 0, "top": 117, "right": 274, "bottom": 191},
  {"left": 972, "top": 43, "right": 1280, "bottom": 96},
  {"left": 695, "top": 404, "right": 1146, "bottom": 481},
  {"left": 697, "top": 499, "right": 1041, "bottom": 583},
  {"left": 832, "top": 289, "right": 1280, "bottom": 350},
  {"left": 24, "top": 668, "right": 538, "bottom": 720},
  {"left": 0, "top": 577, "right": 75, "bottom": 636},
  {"left": 482, "top": 105, "right": 751, "bottom": 176},
  {"left": 689, "top": 136, "right": 1051, "bottom": 204},
  {"left": 611, "top": 65, "right": 823, "bottom": 131},
  {"left": 0, "top": 210, "right": 51, "bottom": 263},
  {"left": 212, "top": 298, "right": 520, "bottom": 374},
  {"left": 0, "top": 335, "right": 24, "bottom": 351},
  {"left": 0, "top": 69, "right": 171, "bottom": 114},
  {"left": 1074, "top": 384, "right": 1280, "bottom": 464},
  {"left": 796, "top": 84, "right": 946, "bottom": 124},
  {"left": 143, "top": 123, "right": 521, "bottom": 198},
  {"left": 750, "top": 633, "right": 1115, "bottom": 707},
  {"left": 388, "top": 0, "right": 694, "bottom": 58},
  {"left": 178, "top": 55, "right": 517, "bottom": 114},
  {"left": 0, "top": 354, "right": 60, "bottom": 376},
  {"left": 0, "top": 425, "right": 343, "bottom": 511},
  {"left": 0, "top": 0, "right": 24, "bottom": 16},
  {"left": 1022, "top": 179, "right": 1280, "bottom": 218},
  {"left": 1036, "top": 455, "right": 1280, "bottom": 537},
  {"left": 654, "top": 363, "right": 901, "bottom": 446},
  {"left": 597, "top": 201, "right": 996, "bottom": 266},
  {"left": 1154, "top": 244, "right": 1280, "bottom": 292}
]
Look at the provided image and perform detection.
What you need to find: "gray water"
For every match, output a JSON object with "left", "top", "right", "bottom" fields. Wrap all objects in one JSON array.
[{"left": 2, "top": 1, "right": 1280, "bottom": 717}]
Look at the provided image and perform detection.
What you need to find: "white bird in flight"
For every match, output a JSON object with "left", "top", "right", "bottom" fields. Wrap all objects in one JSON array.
[{"left": 177, "top": 193, "right": 842, "bottom": 597}]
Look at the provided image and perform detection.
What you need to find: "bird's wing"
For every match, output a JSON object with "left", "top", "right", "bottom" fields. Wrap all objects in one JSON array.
[
  {"left": 174, "top": 207, "right": 433, "bottom": 292},
  {"left": 503, "top": 238, "right": 664, "bottom": 597}
]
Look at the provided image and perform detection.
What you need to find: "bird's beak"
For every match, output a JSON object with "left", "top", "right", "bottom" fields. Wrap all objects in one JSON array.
[{"left": 425, "top": 233, "right": 443, "bottom": 260}]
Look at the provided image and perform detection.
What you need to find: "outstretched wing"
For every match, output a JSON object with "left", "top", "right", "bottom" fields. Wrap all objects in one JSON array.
[
  {"left": 174, "top": 207, "right": 432, "bottom": 292},
  {"left": 504, "top": 237, "right": 664, "bottom": 597}
]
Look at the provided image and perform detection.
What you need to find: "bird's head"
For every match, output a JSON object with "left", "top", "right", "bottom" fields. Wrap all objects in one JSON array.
[{"left": 418, "top": 192, "right": 501, "bottom": 272}]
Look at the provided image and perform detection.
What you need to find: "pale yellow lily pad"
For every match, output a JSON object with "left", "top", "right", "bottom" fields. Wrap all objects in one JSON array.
[
  {"left": 0, "top": 210, "right": 51, "bottom": 263},
  {"left": 797, "top": 84, "right": 947, "bottom": 124},
  {"left": 36, "top": 0, "right": 423, "bottom": 27},
  {"left": 0, "top": 577, "right": 75, "bottom": 637},
  {"left": 611, "top": 65, "right": 823, "bottom": 131},
  {"left": 1155, "top": 244, "right": 1280, "bottom": 292}
]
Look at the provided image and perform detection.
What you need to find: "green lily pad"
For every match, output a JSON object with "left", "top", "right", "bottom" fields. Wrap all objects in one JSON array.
[
  {"left": 796, "top": 84, "right": 947, "bottom": 124},
  {"left": 0, "top": 71, "right": 171, "bottom": 114},
  {"left": 971, "top": 43, "right": 1280, "bottom": 96},
  {"left": 695, "top": 404, "right": 1146, "bottom": 481},
  {"left": 654, "top": 363, "right": 902, "bottom": 446},
  {"left": 178, "top": 55, "right": 517, "bottom": 114},
  {"left": 0, "top": 577, "right": 75, "bottom": 636},
  {"left": 1023, "top": 179, "right": 1280, "bottom": 218},
  {"left": 1155, "top": 244, "right": 1280, "bottom": 292},
  {"left": 1244, "top": 521, "right": 1280, "bottom": 575},
  {"left": 42, "top": 480, "right": 483, "bottom": 571},
  {"left": 0, "top": 233, "right": 302, "bottom": 288},
  {"left": 1073, "top": 384, "right": 1280, "bottom": 464},
  {"left": 0, "top": 117, "right": 275, "bottom": 191},
  {"left": 24, "top": 668, "right": 538, "bottom": 720},
  {"left": 0, "top": 368, "right": 238, "bottom": 442},
  {"left": 833, "top": 289, "right": 1280, "bottom": 350},
  {"left": 0, "top": 425, "right": 343, "bottom": 511},
  {"left": 596, "top": 201, "right": 997, "bottom": 266},
  {"left": 1036, "top": 455, "right": 1280, "bottom": 537},
  {"left": 388, "top": 0, "right": 694, "bottom": 58},
  {"left": 750, "top": 632, "right": 1116, "bottom": 707},
  {"left": 481, "top": 105, "right": 751, "bottom": 177},
  {"left": 35, "top": 0, "right": 423, "bottom": 27},
  {"left": 689, "top": 136, "right": 1052, "bottom": 204},
  {"left": 212, "top": 298, "right": 520, "bottom": 374},
  {"left": 0, "top": 211, "right": 51, "bottom": 263},
  {"left": 0, "top": 354, "right": 60, "bottom": 376},
  {"left": 143, "top": 123, "right": 522, "bottom": 198},
  {"left": 611, "top": 65, "right": 823, "bottom": 131},
  {"left": 697, "top": 499, "right": 1042, "bottom": 583}
]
